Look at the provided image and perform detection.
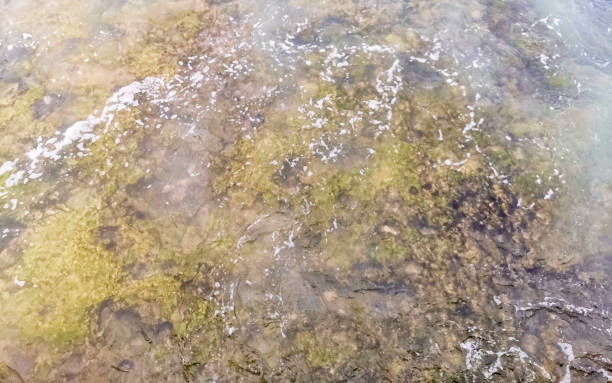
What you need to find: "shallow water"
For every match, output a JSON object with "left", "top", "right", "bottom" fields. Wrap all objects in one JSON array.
[{"left": 0, "top": 0, "right": 610, "bottom": 382}]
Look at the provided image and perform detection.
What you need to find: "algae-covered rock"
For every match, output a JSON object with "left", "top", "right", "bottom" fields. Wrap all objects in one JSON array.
[{"left": 0, "top": 0, "right": 610, "bottom": 381}]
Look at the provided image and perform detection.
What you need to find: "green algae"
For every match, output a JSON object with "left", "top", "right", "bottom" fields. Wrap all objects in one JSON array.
[
  {"left": 0, "top": 362, "right": 24, "bottom": 383},
  {"left": 0, "top": 86, "right": 43, "bottom": 128},
  {"left": 0, "top": 5, "right": 215, "bottom": 222},
  {"left": 488, "top": 146, "right": 517, "bottom": 169},
  {"left": 0, "top": 2, "right": 210, "bottom": 164},
  {"left": 349, "top": 140, "right": 421, "bottom": 201},
  {"left": 0, "top": 200, "right": 121, "bottom": 345},
  {"left": 0, "top": 0, "right": 601, "bottom": 380},
  {"left": 371, "top": 238, "right": 409, "bottom": 265},
  {"left": 116, "top": 10, "right": 208, "bottom": 78},
  {"left": 174, "top": 297, "right": 221, "bottom": 371},
  {"left": 216, "top": 133, "right": 294, "bottom": 207},
  {"left": 214, "top": 69, "right": 518, "bottom": 273},
  {"left": 295, "top": 331, "right": 356, "bottom": 369},
  {"left": 320, "top": 228, "right": 368, "bottom": 270},
  {"left": 0, "top": 86, "right": 50, "bottom": 160},
  {"left": 174, "top": 299, "right": 216, "bottom": 338},
  {"left": 121, "top": 275, "right": 184, "bottom": 318},
  {"left": 0, "top": 199, "right": 225, "bottom": 348},
  {"left": 219, "top": 117, "right": 481, "bottom": 269},
  {"left": 75, "top": 111, "right": 147, "bottom": 188},
  {"left": 547, "top": 72, "right": 571, "bottom": 90},
  {"left": 0, "top": 171, "right": 227, "bottom": 348}
]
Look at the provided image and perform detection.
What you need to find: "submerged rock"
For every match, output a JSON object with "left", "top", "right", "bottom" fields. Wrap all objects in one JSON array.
[{"left": 0, "top": 0, "right": 610, "bottom": 381}]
